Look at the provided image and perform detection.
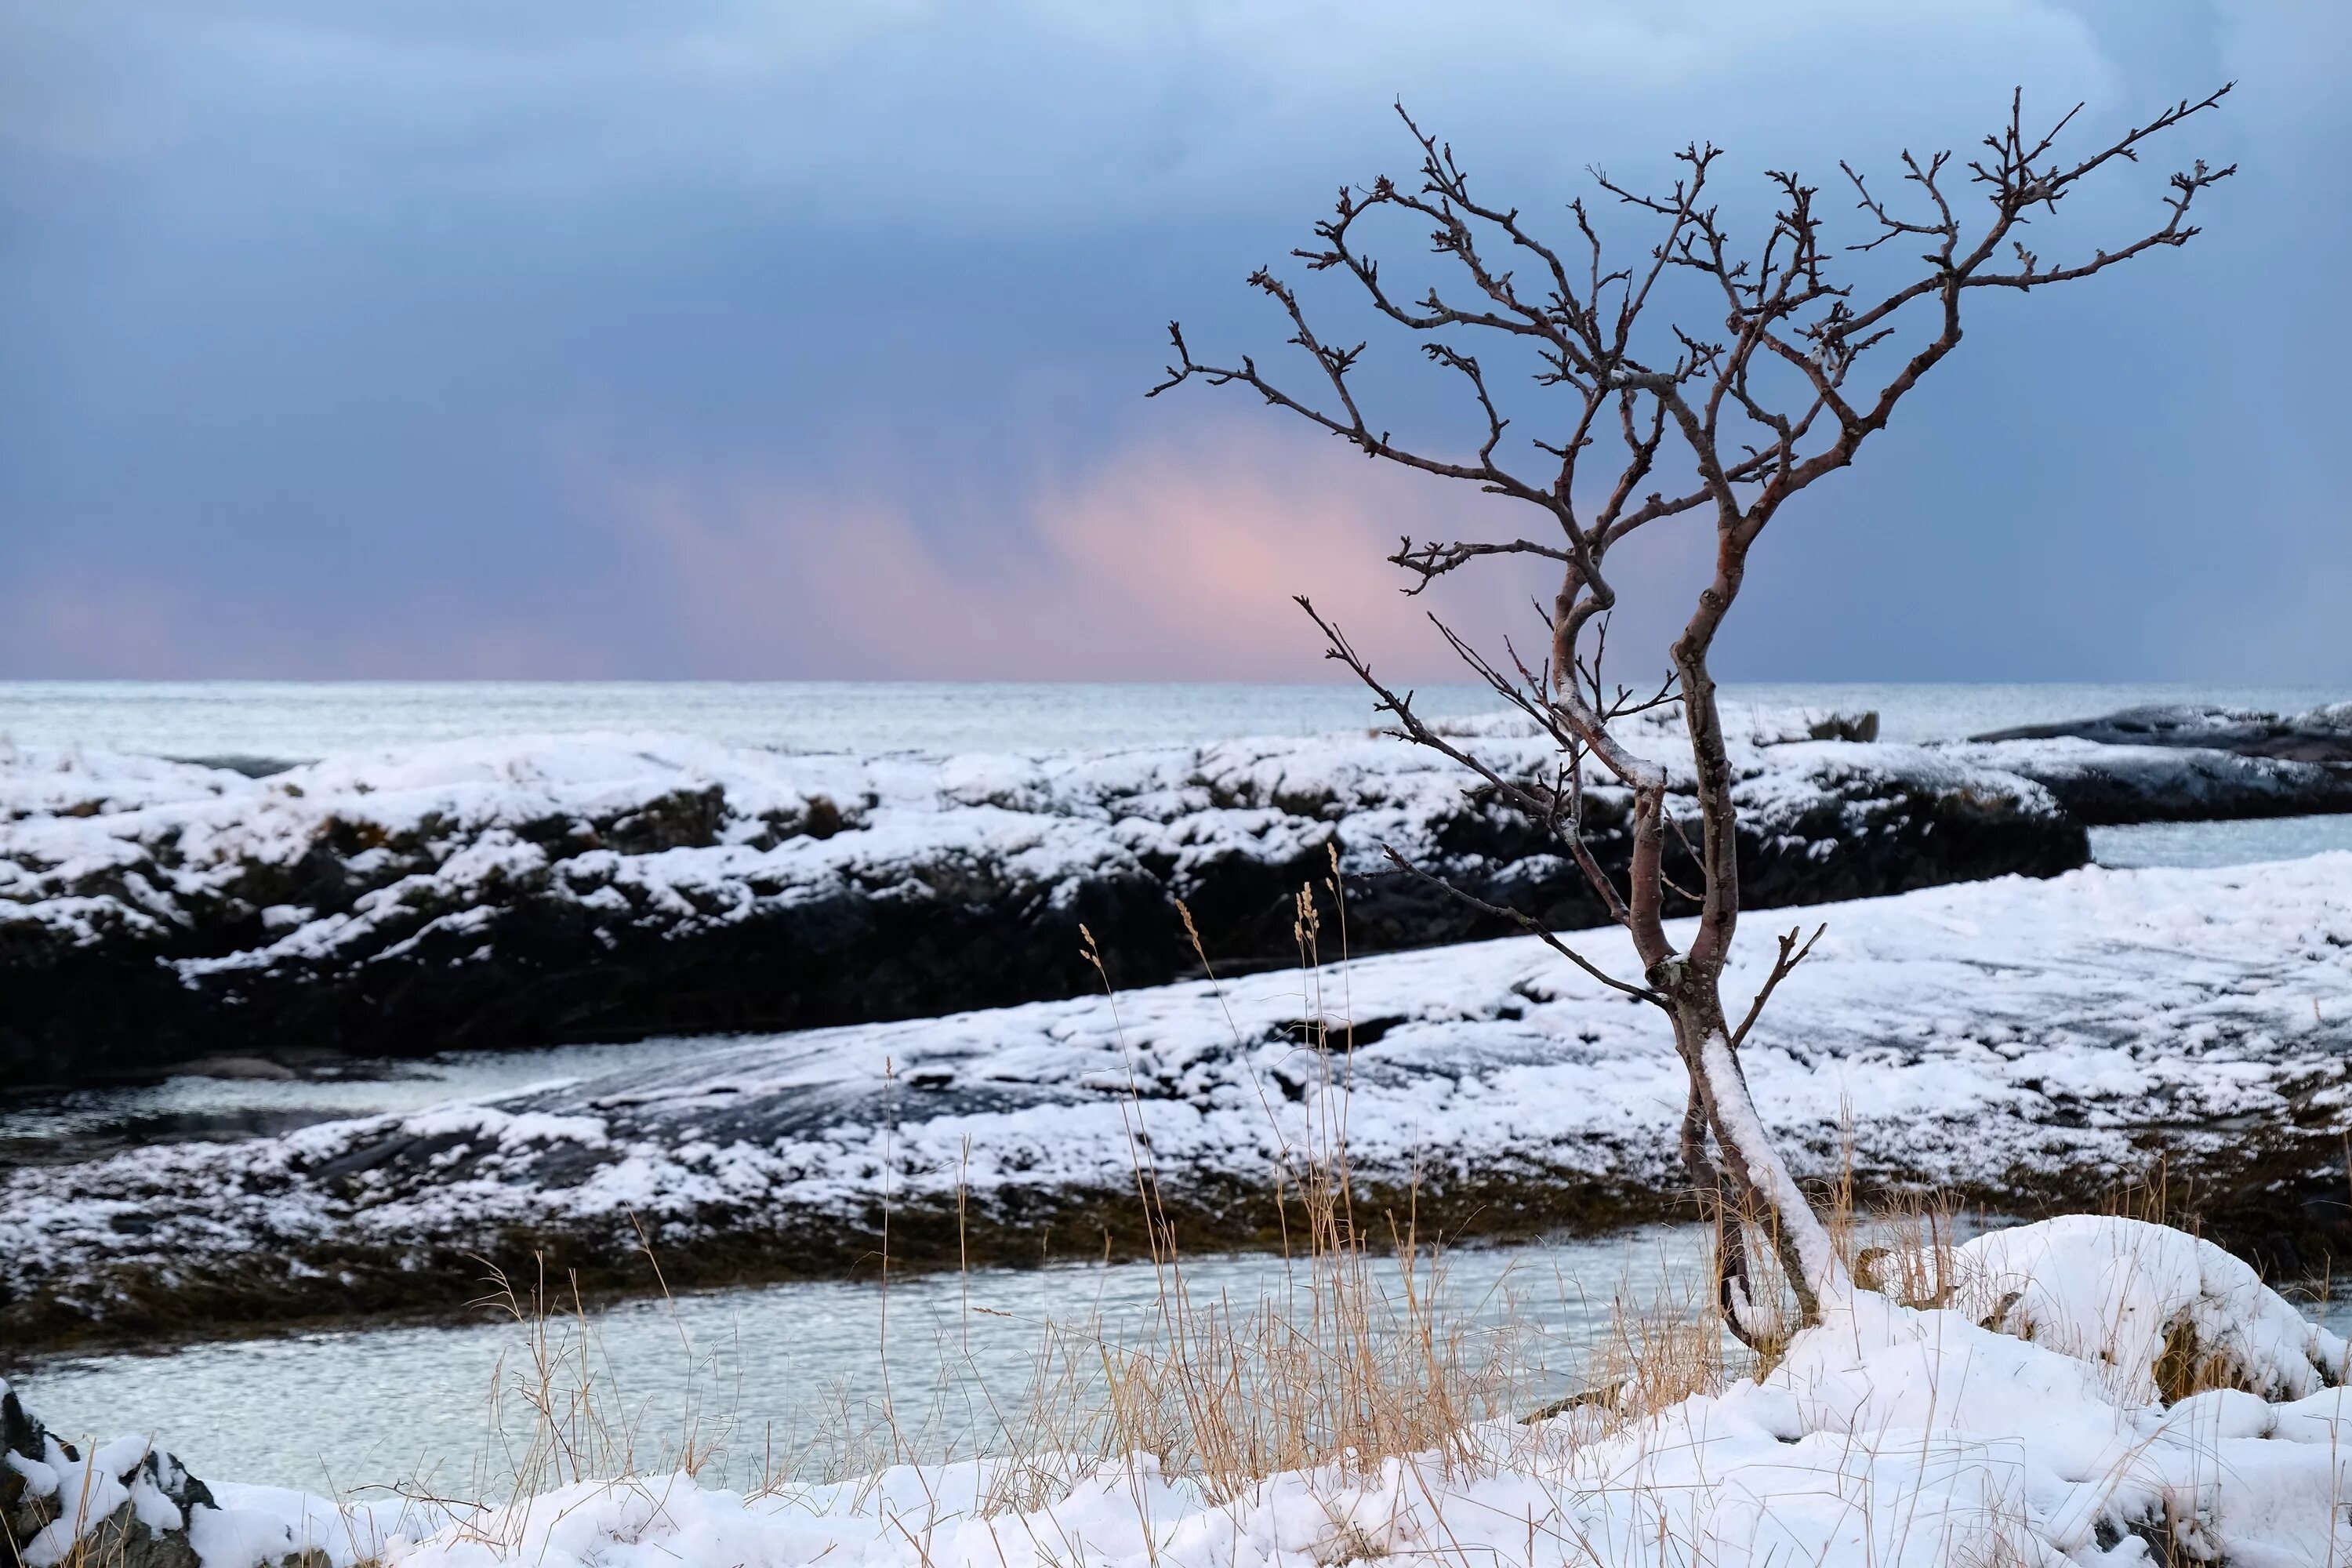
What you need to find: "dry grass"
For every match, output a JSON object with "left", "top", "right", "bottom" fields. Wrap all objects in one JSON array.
[
  {"left": 403, "top": 858, "right": 1687, "bottom": 1515},
  {"left": 1038, "top": 864, "right": 1534, "bottom": 1500},
  {"left": 417, "top": 861, "right": 2027, "bottom": 1519},
  {"left": 300, "top": 865, "right": 2311, "bottom": 1568}
]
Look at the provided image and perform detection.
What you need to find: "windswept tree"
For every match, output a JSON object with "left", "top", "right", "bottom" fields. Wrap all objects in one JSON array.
[{"left": 1151, "top": 88, "right": 2232, "bottom": 1345}]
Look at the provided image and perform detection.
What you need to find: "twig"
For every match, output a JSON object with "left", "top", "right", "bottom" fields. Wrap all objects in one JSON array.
[
  {"left": 1729, "top": 924, "right": 1827, "bottom": 1050},
  {"left": 1378, "top": 845, "right": 1665, "bottom": 1008}
]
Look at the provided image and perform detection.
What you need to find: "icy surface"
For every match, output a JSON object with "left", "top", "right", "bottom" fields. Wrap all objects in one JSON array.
[{"left": 8, "top": 857, "right": 2350, "bottom": 1324}]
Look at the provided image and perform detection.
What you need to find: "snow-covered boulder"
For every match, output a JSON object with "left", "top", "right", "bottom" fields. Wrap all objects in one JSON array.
[
  {"left": 0, "top": 1379, "right": 326, "bottom": 1568},
  {"left": 1938, "top": 1214, "right": 2350, "bottom": 1404}
]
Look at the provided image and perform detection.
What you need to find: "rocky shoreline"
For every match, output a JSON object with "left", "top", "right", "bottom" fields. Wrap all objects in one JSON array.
[
  {"left": 3, "top": 717, "right": 2081, "bottom": 1088},
  {"left": 5, "top": 703, "right": 2346, "bottom": 1094}
]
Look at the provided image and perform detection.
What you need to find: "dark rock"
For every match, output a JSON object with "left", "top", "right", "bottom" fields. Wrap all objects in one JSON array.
[
  {"left": 1807, "top": 711, "right": 1879, "bottom": 743},
  {"left": 0, "top": 737, "right": 2082, "bottom": 1089},
  {"left": 1962, "top": 704, "right": 2352, "bottom": 825},
  {"left": 166, "top": 756, "right": 303, "bottom": 779},
  {"left": 1972, "top": 702, "right": 2352, "bottom": 762}
]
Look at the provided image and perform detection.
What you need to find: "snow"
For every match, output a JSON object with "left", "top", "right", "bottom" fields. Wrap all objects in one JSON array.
[
  {"left": 1696, "top": 1027, "right": 1846, "bottom": 1303},
  {"left": 1933, "top": 1214, "right": 2352, "bottom": 1403},
  {"left": 8, "top": 855, "right": 2351, "bottom": 1330},
  {"left": 0, "top": 721, "right": 2054, "bottom": 962},
  {"left": 17, "top": 1216, "right": 2352, "bottom": 1566},
  {"left": 0, "top": 1397, "right": 202, "bottom": 1568}
]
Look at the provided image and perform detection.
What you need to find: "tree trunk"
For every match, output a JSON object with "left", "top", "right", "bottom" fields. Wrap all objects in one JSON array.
[{"left": 1670, "top": 972, "right": 1845, "bottom": 1341}]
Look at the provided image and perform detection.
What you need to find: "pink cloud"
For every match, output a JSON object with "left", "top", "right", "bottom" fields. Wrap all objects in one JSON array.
[
  {"left": 608, "top": 424, "right": 1611, "bottom": 682},
  {"left": 1, "top": 426, "right": 1706, "bottom": 682},
  {"left": 0, "top": 566, "right": 620, "bottom": 680}
]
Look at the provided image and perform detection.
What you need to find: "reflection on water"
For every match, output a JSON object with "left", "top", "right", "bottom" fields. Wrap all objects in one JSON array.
[{"left": 17, "top": 1230, "right": 1716, "bottom": 1495}]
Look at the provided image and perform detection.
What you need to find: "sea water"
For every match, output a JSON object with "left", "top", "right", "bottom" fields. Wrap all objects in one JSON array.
[
  {"left": 1, "top": 678, "right": 2339, "bottom": 760},
  {"left": 21, "top": 1229, "right": 1713, "bottom": 1495}
]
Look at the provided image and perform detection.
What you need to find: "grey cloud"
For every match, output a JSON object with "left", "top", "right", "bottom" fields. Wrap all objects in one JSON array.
[{"left": 0, "top": 1, "right": 2343, "bottom": 681}]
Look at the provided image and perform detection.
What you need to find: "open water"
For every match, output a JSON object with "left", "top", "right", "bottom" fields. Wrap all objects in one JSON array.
[{"left": 1, "top": 678, "right": 2339, "bottom": 760}]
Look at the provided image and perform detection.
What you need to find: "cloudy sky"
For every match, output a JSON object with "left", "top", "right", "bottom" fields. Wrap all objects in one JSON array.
[{"left": 2, "top": 1, "right": 2343, "bottom": 682}]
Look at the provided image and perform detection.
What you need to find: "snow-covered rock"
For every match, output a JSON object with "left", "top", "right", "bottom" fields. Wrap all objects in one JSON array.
[
  {"left": 9, "top": 857, "right": 2349, "bottom": 1351},
  {"left": 1968, "top": 702, "right": 2352, "bottom": 823},
  {"left": 0, "top": 1377, "right": 325, "bottom": 1568},
  {"left": 1975, "top": 701, "right": 2352, "bottom": 760},
  {"left": 0, "top": 728, "right": 2079, "bottom": 1085},
  {"left": 1966, "top": 734, "right": 2352, "bottom": 824},
  {"left": 1933, "top": 1215, "right": 2352, "bottom": 1404}
]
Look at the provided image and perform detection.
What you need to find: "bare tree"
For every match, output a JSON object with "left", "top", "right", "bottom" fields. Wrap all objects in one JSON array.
[{"left": 1150, "top": 88, "right": 2232, "bottom": 1345}]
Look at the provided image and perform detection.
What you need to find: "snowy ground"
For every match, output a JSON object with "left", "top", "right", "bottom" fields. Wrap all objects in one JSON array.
[
  {"left": 13, "top": 1217, "right": 2352, "bottom": 1566},
  {"left": 8, "top": 856, "right": 2350, "bottom": 1347}
]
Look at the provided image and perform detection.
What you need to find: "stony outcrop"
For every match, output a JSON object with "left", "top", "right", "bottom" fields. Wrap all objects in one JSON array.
[
  {"left": 1, "top": 727, "right": 2082, "bottom": 1088},
  {"left": 0, "top": 1381, "right": 323, "bottom": 1568},
  {"left": 1973, "top": 702, "right": 2352, "bottom": 761},
  {"left": 1967, "top": 704, "right": 2352, "bottom": 823}
]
